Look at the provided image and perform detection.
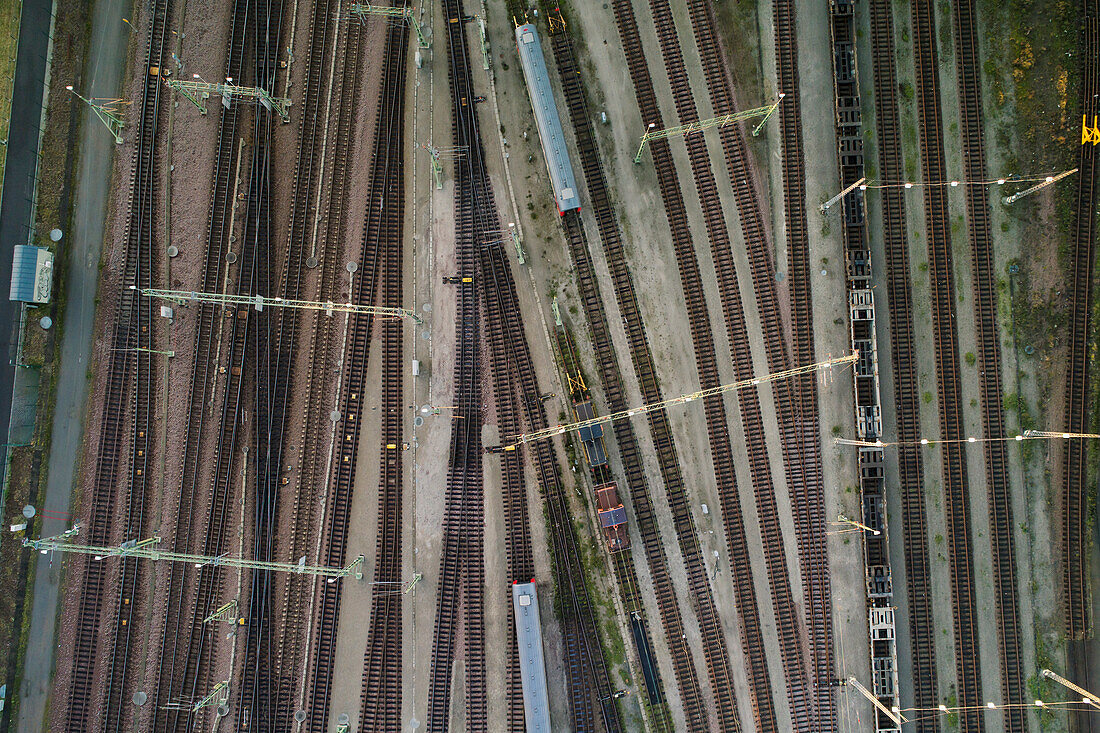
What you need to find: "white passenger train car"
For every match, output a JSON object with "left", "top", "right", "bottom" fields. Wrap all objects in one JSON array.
[
  {"left": 515, "top": 23, "right": 581, "bottom": 214},
  {"left": 512, "top": 580, "right": 551, "bottom": 731}
]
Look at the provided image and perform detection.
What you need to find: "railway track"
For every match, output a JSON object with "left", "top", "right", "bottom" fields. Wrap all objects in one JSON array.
[
  {"left": 479, "top": 234, "right": 621, "bottom": 732},
  {"left": 426, "top": 3, "right": 487, "bottom": 729},
  {"left": 65, "top": 2, "right": 169, "bottom": 730},
  {"left": 951, "top": 0, "right": 1026, "bottom": 727},
  {"left": 1065, "top": 7, "right": 1098, "bottom": 732},
  {"left": 425, "top": 162, "right": 485, "bottom": 731},
  {"left": 151, "top": 1, "right": 249, "bottom": 729},
  {"left": 271, "top": 0, "right": 346, "bottom": 720},
  {"left": 297, "top": 10, "right": 405, "bottom": 733},
  {"left": 910, "top": 0, "right": 984, "bottom": 727},
  {"left": 272, "top": 0, "right": 370, "bottom": 723},
  {"left": 608, "top": 0, "right": 779, "bottom": 727},
  {"left": 357, "top": 9, "right": 411, "bottom": 730},
  {"left": 1063, "top": 4, "right": 1099, "bottom": 644},
  {"left": 484, "top": 201, "right": 537, "bottom": 730},
  {"left": 236, "top": 1, "right": 287, "bottom": 726},
  {"left": 769, "top": 0, "right": 837, "bottom": 725},
  {"left": 866, "top": 0, "right": 939, "bottom": 725},
  {"left": 429, "top": 3, "right": 620, "bottom": 729},
  {"left": 537, "top": 12, "right": 704, "bottom": 731},
  {"left": 643, "top": 0, "right": 827, "bottom": 729},
  {"left": 300, "top": 136, "right": 390, "bottom": 733}
]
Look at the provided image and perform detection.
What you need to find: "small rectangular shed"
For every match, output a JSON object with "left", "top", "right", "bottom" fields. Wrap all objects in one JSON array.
[{"left": 9, "top": 245, "right": 54, "bottom": 304}]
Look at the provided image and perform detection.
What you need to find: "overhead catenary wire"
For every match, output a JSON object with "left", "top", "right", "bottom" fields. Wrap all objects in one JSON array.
[
  {"left": 835, "top": 429, "right": 1100, "bottom": 448},
  {"left": 853, "top": 169, "right": 1077, "bottom": 190},
  {"left": 506, "top": 352, "right": 858, "bottom": 447}
]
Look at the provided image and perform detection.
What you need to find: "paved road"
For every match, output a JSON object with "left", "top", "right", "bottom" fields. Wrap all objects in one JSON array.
[
  {"left": 17, "top": 0, "right": 130, "bottom": 729},
  {"left": 0, "top": 0, "right": 54, "bottom": 496}
]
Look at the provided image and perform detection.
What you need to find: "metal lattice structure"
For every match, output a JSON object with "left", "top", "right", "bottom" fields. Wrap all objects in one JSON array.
[
  {"left": 507, "top": 352, "right": 858, "bottom": 446},
  {"left": 66, "top": 86, "right": 128, "bottom": 144},
  {"left": 350, "top": 3, "right": 430, "bottom": 48},
  {"left": 134, "top": 286, "right": 422, "bottom": 323},
  {"left": 24, "top": 526, "right": 365, "bottom": 579},
  {"left": 163, "top": 76, "right": 292, "bottom": 122},
  {"left": 634, "top": 94, "right": 784, "bottom": 162}
]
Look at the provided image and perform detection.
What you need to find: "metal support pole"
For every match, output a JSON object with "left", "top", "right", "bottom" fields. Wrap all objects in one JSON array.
[
  {"left": 192, "top": 681, "right": 229, "bottom": 712},
  {"left": 66, "top": 86, "right": 126, "bottom": 144},
  {"left": 834, "top": 513, "right": 881, "bottom": 536},
  {"left": 821, "top": 176, "right": 867, "bottom": 214},
  {"left": 1002, "top": 168, "right": 1078, "bottom": 205},
  {"left": 203, "top": 599, "right": 238, "bottom": 624},
  {"left": 1024, "top": 430, "right": 1100, "bottom": 439},
  {"left": 421, "top": 143, "right": 443, "bottom": 189},
  {"left": 164, "top": 76, "right": 292, "bottom": 122},
  {"left": 1041, "top": 669, "right": 1100, "bottom": 708},
  {"left": 634, "top": 95, "right": 783, "bottom": 163},
  {"left": 350, "top": 4, "right": 430, "bottom": 48},
  {"left": 1082, "top": 114, "right": 1100, "bottom": 145},
  {"left": 509, "top": 224, "right": 524, "bottom": 265},
  {"left": 111, "top": 346, "right": 176, "bottom": 357},
  {"left": 751, "top": 92, "right": 785, "bottom": 136},
  {"left": 846, "top": 677, "right": 907, "bottom": 726},
  {"left": 478, "top": 16, "right": 489, "bottom": 70}
]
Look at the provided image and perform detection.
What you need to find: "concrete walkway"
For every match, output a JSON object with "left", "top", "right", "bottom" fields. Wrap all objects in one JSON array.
[{"left": 17, "top": 0, "right": 130, "bottom": 729}]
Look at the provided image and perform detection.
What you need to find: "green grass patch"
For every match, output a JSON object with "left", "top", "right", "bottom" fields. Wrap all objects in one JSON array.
[{"left": 0, "top": 0, "right": 21, "bottom": 195}]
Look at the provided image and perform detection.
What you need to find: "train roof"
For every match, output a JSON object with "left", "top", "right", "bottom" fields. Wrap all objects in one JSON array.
[
  {"left": 574, "top": 401, "right": 604, "bottom": 441},
  {"left": 512, "top": 582, "right": 551, "bottom": 731},
  {"left": 515, "top": 23, "right": 581, "bottom": 214},
  {"left": 595, "top": 483, "right": 622, "bottom": 512},
  {"left": 598, "top": 505, "right": 628, "bottom": 528}
]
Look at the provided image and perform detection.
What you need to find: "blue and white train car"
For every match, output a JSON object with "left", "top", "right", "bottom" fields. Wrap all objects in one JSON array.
[
  {"left": 512, "top": 580, "right": 551, "bottom": 731},
  {"left": 515, "top": 23, "right": 581, "bottom": 214}
]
